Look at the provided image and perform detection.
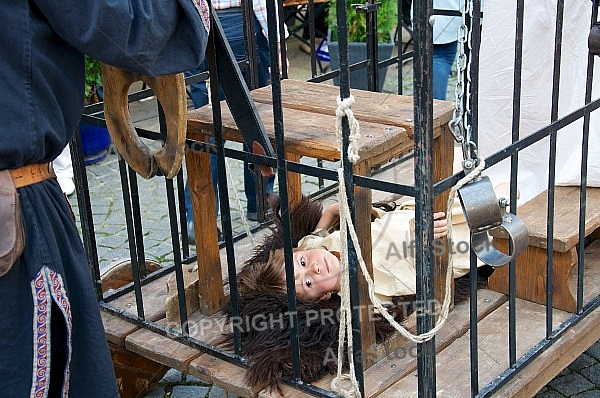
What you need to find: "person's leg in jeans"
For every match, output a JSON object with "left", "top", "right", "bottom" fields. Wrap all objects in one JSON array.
[{"left": 432, "top": 41, "right": 458, "bottom": 100}]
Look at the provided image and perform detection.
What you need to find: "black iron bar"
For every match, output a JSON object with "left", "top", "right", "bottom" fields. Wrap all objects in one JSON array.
[
  {"left": 206, "top": 15, "right": 242, "bottom": 352},
  {"left": 308, "top": 0, "right": 319, "bottom": 77},
  {"left": 508, "top": 0, "right": 525, "bottom": 368},
  {"left": 128, "top": 161, "right": 147, "bottom": 278},
  {"left": 335, "top": 0, "right": 365, "bottom": 393},
  {"left": 277, "top": 0, "right": 289, "bottom": 79},
  {"left": 165, "top": 176, "right": 189, "bottom": 336},
  {"left": 546, "top": 0, "right": 565, "bottom": 336},
  {"left": 117, "top": 158, "right": 145, "bottom": 319},
  {"left": 241, "top": 0, "right": 259, "bottom": 90},
  {"left": 176, "top": 170, "right": 190, "bottom": 259},
  {"left": 413, "top": 1, "right": 436, "bottom": 397},
  {"left": 470, "top": 0, "right": 482, "bottom": 393},
  {"left": 266, "top": 0, "right": 303, "bottom": 381},
  {"left": 577, "top": 0, "right": 599, "bottom": 313},
  {"left": 70, "top": 127, "right": 103, "bottom": 300}
]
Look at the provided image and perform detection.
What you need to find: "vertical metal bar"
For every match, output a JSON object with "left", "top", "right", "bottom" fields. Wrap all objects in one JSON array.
[
  {"left": 165, "top": 176, "right": 189, "bottom": 335},
  {"left": 335, "top": 0, "right": 365, "bottom": 394},
  {"left": 308, "top": 0, "right": 319, "bottom": 76},
  {"left": 241, "top": 0, "right": 259, "bottom": 90},
  {"left": 577, "top": 0, "right": 599, "bottom": 312},
  {"left": 267, "top": 0, "right": 303, "bottom": 380},
  {"left": 546, "top": 0, "right": 565, "bottom": 335},
  {"left": 397, "top": 0, "right": 403, "bottom": 95},
  {"left": 176, "top": 169, "right": 190, "bottom": 259},
  {"left": 70, "top": 127, "right": 103, "bottom": 300},
  {"left": 117, "top": 158, "right": 145, "bottom": 319},
  {"left": 278, "top": 0, "right": 289, "bottom": 79},
  {"left": 366, "top": 0, "right": 379, "bottom": 91},
  {"left": 508, "top": 0, "right": 525, "bottom": 367},
  {"left": 127, "top": 166, "right": 147, "bottom": 277},
  {"left": 413, "top": 1, "right": 436, "bottom": 397},
  {"left": 469, "top": 0, "right": 482, "bottom": 394},
  {"left": 207, "top": 15, "right": 240, "bottom": 352}
]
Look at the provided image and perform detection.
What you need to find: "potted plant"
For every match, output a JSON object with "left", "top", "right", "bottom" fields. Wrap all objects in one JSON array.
[
  {"left": 326, "top": 0, "right": 397, "bottom": 91},
  {"left": 81, "top": 56, "right": 111, "bottom": 164}
]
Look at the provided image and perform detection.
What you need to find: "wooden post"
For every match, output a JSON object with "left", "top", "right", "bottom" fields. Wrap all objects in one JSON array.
[
  {"left": 433, "top": 124, "right": 454, "bottom": 314},
  {"left": 185, "top": 133, "right": 226, "bottom": 315},
  {"left": 285, "top": 153, "right": 303, "bottom": 211},
  {"left": 354, "top": 160, "right": 377, "bottom": 369}
]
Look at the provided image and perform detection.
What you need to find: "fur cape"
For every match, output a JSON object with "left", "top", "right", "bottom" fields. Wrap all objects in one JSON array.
[{"left": 226, "top": 195, "right": 492, "bottom": 393}]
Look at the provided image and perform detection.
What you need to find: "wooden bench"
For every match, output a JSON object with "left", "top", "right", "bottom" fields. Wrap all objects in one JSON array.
[
  {"left": 489, "top": 186, "right": 600, "bottom": 312},
  {"left": 183, "top": 79, "right": 455, "bottom": 368}
]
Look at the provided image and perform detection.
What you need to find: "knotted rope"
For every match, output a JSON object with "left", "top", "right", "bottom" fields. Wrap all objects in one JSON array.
[{"left": 331, "top": 95, "right": 485, "bottom": 397}]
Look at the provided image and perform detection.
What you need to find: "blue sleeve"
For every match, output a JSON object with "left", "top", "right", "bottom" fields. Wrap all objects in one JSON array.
[{"left": 32, "top": 0, "right": 210, "bottom": 76}]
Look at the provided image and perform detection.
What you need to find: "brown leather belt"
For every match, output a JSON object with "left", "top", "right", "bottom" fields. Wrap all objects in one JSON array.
[{"left": 9, "top": 163, "right": 56, "bottom": 189}]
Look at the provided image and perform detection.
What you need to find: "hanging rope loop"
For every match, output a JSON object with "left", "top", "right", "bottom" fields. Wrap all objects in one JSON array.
[{"left": 335, "top": 95, "right": 361, "bottom": 164}]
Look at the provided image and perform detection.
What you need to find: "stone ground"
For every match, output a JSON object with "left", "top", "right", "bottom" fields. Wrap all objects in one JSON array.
[{"left": 73, "top": 31, "right": 600, "bottom": 397}]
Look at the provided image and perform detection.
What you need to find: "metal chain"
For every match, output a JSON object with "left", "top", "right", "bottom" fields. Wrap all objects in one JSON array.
[{"left": 448, "top": 0, "right": 477, "bottom": 165}]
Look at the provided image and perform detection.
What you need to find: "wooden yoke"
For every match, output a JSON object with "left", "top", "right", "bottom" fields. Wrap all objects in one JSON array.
[{"left": 102, "top": 64, "right": 187, "bottom": 179}]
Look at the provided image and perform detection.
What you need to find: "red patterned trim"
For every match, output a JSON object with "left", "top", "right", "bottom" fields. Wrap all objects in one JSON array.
[
  {"left": 29, "top": 267, "right": 73, "bottom": 398},
  {"left": 30, "top": 271, "right": 49, "bottom": 397},
  {"left": 47, "top": 268, "right": 72, "bottom": 397},
  {"left": 193, "top": 0, "right": 211, "bottom": 33}
]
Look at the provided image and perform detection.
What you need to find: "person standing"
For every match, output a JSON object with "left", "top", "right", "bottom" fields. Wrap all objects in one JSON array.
[
  {"left": 184, "top": 0, "right": 286, "bottom": 244},
  {"left": 432, "top": 0, "right": 462, "bottom": 100},
  {"left": 0, "top": 1, "right": 209, "bottom": 396},
  {"left": 411, "top": 0, "right": 462, "bottom": 100}
]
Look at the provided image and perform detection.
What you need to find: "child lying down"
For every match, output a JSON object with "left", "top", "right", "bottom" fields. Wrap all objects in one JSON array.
[{"left": 229, "top": 196, "right": 493, "bottom": 392}]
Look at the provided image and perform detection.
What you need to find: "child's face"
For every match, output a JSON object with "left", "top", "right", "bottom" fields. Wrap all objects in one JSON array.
[{"left": 284, "top": 248, "right": 341, "bottom": 301}]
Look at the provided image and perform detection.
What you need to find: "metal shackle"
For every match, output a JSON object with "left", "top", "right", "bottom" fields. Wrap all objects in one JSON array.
[{"left": 457, "top": 176, "right": 529, "bottom": 267}]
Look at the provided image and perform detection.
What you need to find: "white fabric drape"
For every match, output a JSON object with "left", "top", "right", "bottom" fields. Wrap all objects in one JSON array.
[{"left": 478, "top": 0, "right": 600, "bottom": 202}]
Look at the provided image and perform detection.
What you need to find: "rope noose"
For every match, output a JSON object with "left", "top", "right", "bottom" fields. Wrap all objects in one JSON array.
[{"left": 331, "top": 95, "right": 485, "bottom": 397}]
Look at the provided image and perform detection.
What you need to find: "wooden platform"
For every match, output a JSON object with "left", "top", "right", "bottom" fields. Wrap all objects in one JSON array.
[
  {"left": 489, "top": 186, "right": 600, "bottom": 312},
  {"left": 101, "top": 221, "right": 600, "bottom": 397}
]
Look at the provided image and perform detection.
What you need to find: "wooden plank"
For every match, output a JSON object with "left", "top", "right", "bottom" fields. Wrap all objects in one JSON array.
[
  {"left": 491, "top": 302, "right": 600, "bottom": 397},
  {"left": 101, "top": 311, "right": 140, "bottom": 346},
  {"left": 250, "top": 80, "right": 455, "bottom": 137},
  {"left": 124, "top": 318, "right": 204, "bottom": 375},
  {"left": 259, "top": 377, "right": 333, "bottom": 398},
  {"left": 491, "top": 186, "right": 600, "bottom": 252},
  {"left": 378, "top": 299, "right": 571, "bottom": 397},
  {"left": 106, "top": 271, "right": 172, "bottom": 322},
  {"left": 363, "top": 289, "right": 506, "bottom": 397},
  {"left": 189, "top": 355, "right": 258, "bottom": 398},
  {"left": 188, "top": 103, "right": 410, "bottom": 164}
]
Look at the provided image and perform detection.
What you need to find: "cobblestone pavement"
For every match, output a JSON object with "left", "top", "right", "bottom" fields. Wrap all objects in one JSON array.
[{"left": 72, "top": 35, "right": 600, "bottom": 397}]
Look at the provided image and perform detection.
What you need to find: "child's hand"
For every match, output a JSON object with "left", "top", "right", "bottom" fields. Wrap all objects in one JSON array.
[{"left": 433, "top": 212, "right": 448, "bottom": 239}]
